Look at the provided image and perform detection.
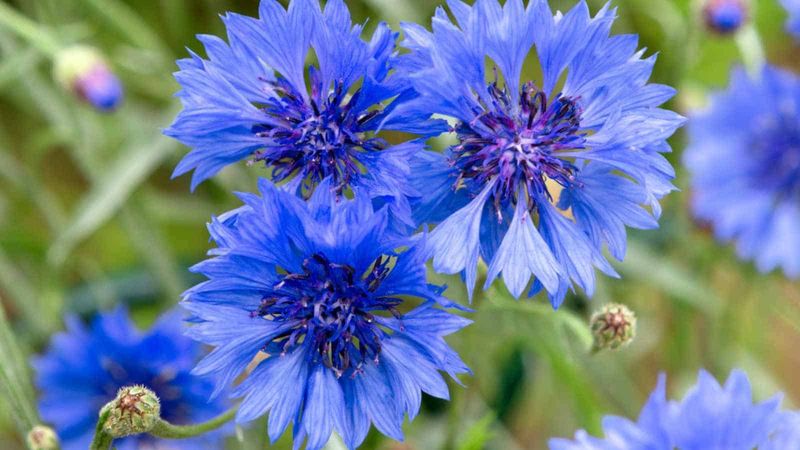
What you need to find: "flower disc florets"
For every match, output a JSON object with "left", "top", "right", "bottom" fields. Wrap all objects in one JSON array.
[
  {"left": 252, "top": 70, "right": 387, "bottom": 196},
  {"left": 255, "top": 252, "right": 399, "bottom": 377},
  {"left": 453, "top": 78, "right": 584, "bottom": 217},
  {"left": 751, "top": 112, "right": 800, "bottom": 197}
]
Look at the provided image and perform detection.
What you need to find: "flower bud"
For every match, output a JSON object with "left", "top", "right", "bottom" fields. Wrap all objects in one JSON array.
[
  {"left": 703, "top": 0, "right": 747, "bottom": 34},
  {"left": 590, "top": 303, "right": 636, "bottom": 351},
  {"left": 102, "top": 385, "right": 161, "bottom": 438},
  {"left": 54, "top": 45, "right": 123, "bottom": 112},
  {"left": 26, "top": 425, "right": 59, "bottom": 450}
]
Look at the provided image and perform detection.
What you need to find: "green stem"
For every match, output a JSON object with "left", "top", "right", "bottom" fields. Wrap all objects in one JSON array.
[
  {"left": 0, "top": 3, "right": 61, "bottom": 56},
  {"left": 149, "top": 407, "right": 238, "bottom": 440},
  {"left": 89, "top": 408, "right": 114, "bottom": 450},
  {"left": 735, "top": 24, "right": 766, "bottom": 77}
]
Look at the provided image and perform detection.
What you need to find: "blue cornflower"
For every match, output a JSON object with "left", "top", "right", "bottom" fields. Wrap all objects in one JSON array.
[
  {"left": 165, "top": 0, "right": 438, "bottom": 232},
  {"left": 183, "top": 178, "right": 471, "bottom": 450},
  {"left": 398, "top": 0, "right": 684, "bottom": 306},
  {"left": 703, "top": 0, "right": 747, "bottom": 34},
  {"left": 549, "top": 369, "right": 798, "bottom": 450},
  {"left": 32, "top": 308, "right": 230, "bottom": 450},
  {"left": 781, "top": 0, "right": 800, "bottom": 38},
  {"left": 685, "top": 65, "right": 800, "bottom": 278}
]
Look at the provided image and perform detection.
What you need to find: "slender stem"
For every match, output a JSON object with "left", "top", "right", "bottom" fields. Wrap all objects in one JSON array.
[
  {"left": 735, "top": 24, "right": 766, "bottom": 77},
  {"left": 149, "top": 407, "right": 238, "bottom": 440},
  {"left": 89, "top": 407, "right": 114, "bottom": 450},
  {"left": 0, "top": 3, "right": 61, "bottom": 56}
]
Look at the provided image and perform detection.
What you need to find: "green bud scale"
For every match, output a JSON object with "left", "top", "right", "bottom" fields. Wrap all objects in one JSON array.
[
  {"left": 102, "top": 385, "right": 161, "bottom": 438},
  {"left": 590, "top": 303, "right": 636, "bottom": 351}
]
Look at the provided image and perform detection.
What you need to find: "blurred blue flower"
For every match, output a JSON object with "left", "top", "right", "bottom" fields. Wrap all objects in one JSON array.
[
  {"left": 549, "top": 369, "right": 797, "bottom": 450},
  {"left": 33, "top": 308, "right": 229, "bottom": 450},
  {"left": 703, "top": 0, "right": 747, "bottom": 34},
  {"left": 165, "top": 0, "right": 437, "bottom": 232},
  {"left": 781, "top": 0, "right": 800, "bottom": 37},
  {"left": 398, "top": 0, "right": 684, "bottom": 306},
  {"left": 183, "top": 178, "right": 471, "bottom": 450},
  {"left": 685, "top": 65, "right": 800, "bottom": 278}
]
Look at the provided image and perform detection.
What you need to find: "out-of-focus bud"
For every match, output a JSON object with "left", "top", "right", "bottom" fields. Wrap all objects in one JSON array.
[
  {"left": 102, "top": 385, "right": 161, "bottom": 438},
  {"left": 703, "top": 0, "right": 748, "bottom": 35},
  {"left": 590, "top": 303, "right": 636, "bottom": 352},
  {"left": 26, "top": 425, "right": 59, "bottom": 450},
  {"left": 54, "top": 45, "right": 123, "bottom": 112}
]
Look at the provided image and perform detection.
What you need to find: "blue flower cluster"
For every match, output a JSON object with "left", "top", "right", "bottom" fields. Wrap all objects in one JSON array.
[
  {"left": 550, "top": 370, "right": 800, "bottom": 450},
  {"left": 58, "top": 0, "right": 800, "bottom": 449},
  {"left": 168, "top": 0, "right": 683, "bottom": 308},
  {"left": 165, "top": 0, "right": 682, "bottom": 448},
  {"left": 33, "top": 308, "right": 230, "bottom": 450}
]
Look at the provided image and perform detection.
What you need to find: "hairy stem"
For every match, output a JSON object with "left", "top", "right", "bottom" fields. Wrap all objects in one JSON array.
[{"left": 149, "top": 407, "right": 237, "bottom": 440}]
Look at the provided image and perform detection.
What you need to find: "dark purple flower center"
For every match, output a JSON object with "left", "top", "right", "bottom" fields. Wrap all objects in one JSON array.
[
  {"left": 753, "top": 113, "right": 800, "bottom": 198},
  {"left": 252, "top": 67, "right": 386, "bottom": 196},
  {"left": 253, "top": 253, "right": 401, "bottom": 377},
  {"left": 451, "top": 79, "right": 586, "bottom": 220}
]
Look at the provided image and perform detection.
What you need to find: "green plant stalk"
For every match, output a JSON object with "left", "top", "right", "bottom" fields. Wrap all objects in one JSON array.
[
  {"left": 149, "top": 407, "right": 238, "bottom": 439},
  {"left": 735, "top": 24, "right": 766, "bottom": 77},
  {"left": 0, "top": 301, "right": 39, "bottom": 438},
  {"left": 0, "top": 2, "right": 60, "bottom": 56},
  {"left": 89, "top": 407, "right": 114, "bottom": 450}
]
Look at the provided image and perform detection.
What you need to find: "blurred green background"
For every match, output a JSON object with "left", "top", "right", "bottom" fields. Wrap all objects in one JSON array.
[{"left": 1, "top": 0, "right": 799, "bottom": 448}]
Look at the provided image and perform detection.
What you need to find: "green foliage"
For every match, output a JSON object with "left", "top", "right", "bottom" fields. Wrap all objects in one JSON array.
[{"left": 0, "top": 0, "right": 798, "bottom": 449}]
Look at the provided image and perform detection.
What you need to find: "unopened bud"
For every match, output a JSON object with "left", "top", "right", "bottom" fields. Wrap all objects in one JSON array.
[
  {"left": 102, "top": 385, "right": 161, "bottom": 437},
  {"left": 590, "top": 303, "right": 636, "bottom": 351},
  {"left": 26, "top": 425, "right": 59, "bottom": 450},
  {"left": 54, "top": 45, "right": 123, "bottom": 112},
  {"left": 703, "top": 0, "right": 747, "bottom": 34}
]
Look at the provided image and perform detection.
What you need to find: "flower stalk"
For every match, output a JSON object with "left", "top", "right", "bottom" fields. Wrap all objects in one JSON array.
[{"left": 0, "top": 3, "right": 61, "bottom": 56}]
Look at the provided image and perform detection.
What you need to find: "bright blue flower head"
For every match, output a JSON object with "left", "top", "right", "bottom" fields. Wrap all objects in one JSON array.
[
  {"left": 32, "top": 308, "right": 230, "bottom": 450},
  {"left": 703, "top": 0, "right": 747, "bottom": 34},
  {"left": 398, "top": 0, "right": 684, "bottom": 306},
  {"left": 165, "top": 0, "right": 436, "bottom": 232},
  {"left": 781, "top": 0, "right": 800, "bottom": 37},
  {"left": 183, "top": 178, "right": 471, "bottom": 450},
  {"left": 549, "top": 369, "right": 797, "bottom": 450},
  {"left": 685, "top": 65, "right": 800, "bottom": 278}
]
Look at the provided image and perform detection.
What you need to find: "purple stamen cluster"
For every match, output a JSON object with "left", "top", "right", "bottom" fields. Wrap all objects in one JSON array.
[
  {"left": 451, "top": 79, "right": 585, "bottom": 219},
  {"left": 252, "top": 67, "right": 386, "bottom": 196},
  {"left": 253, "top": 253, "right": 401, "bottom": 378},
  {"left": 752, "top": 114, "right": 800, "bottom": 197}
]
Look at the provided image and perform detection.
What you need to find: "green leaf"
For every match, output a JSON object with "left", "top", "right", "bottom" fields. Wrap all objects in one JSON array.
[
  {"left": 620, "top": 242, "right": 723, "bottom": 316},
  {"left": 456, "top": 413, "right": 496, "bottom": 450},
  {"left": 485, "top": 293, "right": 593, "bottom": 351},
  {"left": 0, "top": 302, "right": 39, "bottom": 436},
  {"left": 48, "top": 133, "right": 177, "bottom": 266}
]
